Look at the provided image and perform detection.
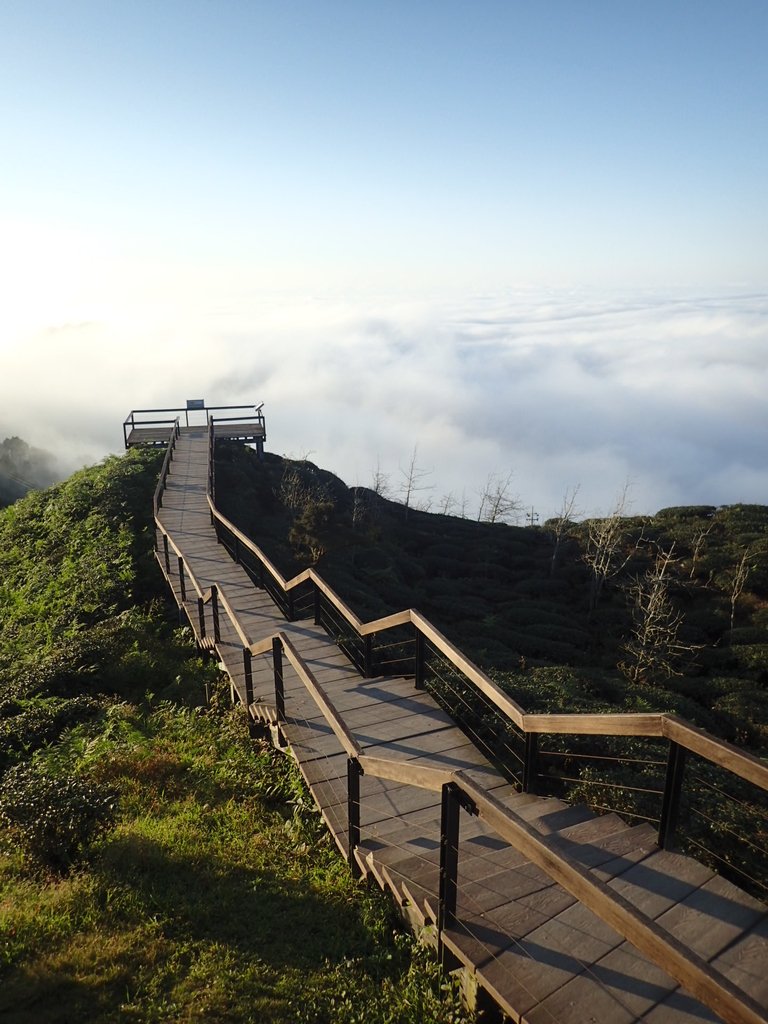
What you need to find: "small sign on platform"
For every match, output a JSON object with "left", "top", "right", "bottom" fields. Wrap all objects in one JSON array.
[{"left": 186, "top": 399, "right": 205, "bottom": 410}]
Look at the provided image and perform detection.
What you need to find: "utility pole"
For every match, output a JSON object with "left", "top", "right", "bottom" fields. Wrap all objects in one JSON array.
[{"left": 526, "top": 507, "right": 539, "bottom": 527}]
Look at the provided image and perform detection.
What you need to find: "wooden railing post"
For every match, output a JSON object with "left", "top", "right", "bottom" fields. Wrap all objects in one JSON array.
[
  {"left": 659, "top": 740, "right": 687, "bottom": 849},
  {"left": 438, "top": 783, "right": 461, "bottom": 947},
  {"left": 287, "top": 589, "right": 295, "bottom": 622},
  {"left": 211, "top": 586, "right": 221, "bottom": 644},
  {"left": 197, "top": 596, "right": 206, "bottom": 638},
  {"left": 313, "top": 584, "right": 321, "bottom": 626},
  {"left": 272, "top": 637, "right": 285, "bottom": 721},
  {"left": 162, "top": 534, "right": 170, "bottom": 574},
  {"left": 347, "top": 757, "right": 362, "bottom": 878},
  {"left": 243, "top": 648, "right": 253, "bottom": 706},
  {"left": 363, "top": 634, "right": 373, "bottom": 678},
  {"left": 414, "top": 628, "right": 425, "bottom": 689},
  {"left": 523, "top": 732, "right": 539, "bottom": 794},
  {"left": 178, "top": 557, "right": 186, "bottom": 602},
  {"left": 438, "top": 783, "right": 478, "bottom": 961}
]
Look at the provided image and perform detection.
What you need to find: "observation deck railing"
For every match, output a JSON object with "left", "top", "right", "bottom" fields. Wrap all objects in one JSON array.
[{"left": 124, "top": 403, "right": 265, "bottom": 449}]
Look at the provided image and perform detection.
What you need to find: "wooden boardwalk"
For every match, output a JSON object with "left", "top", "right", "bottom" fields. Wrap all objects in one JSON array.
[{"left": 155, "top": 429, "right": 768, "bottom": 1024}]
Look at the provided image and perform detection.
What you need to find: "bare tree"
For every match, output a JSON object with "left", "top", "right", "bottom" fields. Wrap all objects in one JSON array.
[
  {"left": 727, "top": 548, "right": 753, "bottom": 642},
  {"left": 548, "top": 484, "right": 581, "bottom": 577},
  {"left": 620, "top": 544, "right": 699, "bottom": 684},
  {"left": 476, "top": 471, "right": 519, "bottom": 524},
  {"left": 457, "top": 489, "right": 470, "bottom": 519},
  {"left": 438, "top": 491, "right": 457, "bottom": 516},
  {"left": 689, "top": 519, "right": 716, "bottom": 579},
  {"left": 371, "top": 457, "right": 391, "bottom": 498},
  {"left": 398, "top": 445, "right": 433, "bottom": 519},
  {"left": 583, "top": 481, "right": 641, "bottom": 613}
]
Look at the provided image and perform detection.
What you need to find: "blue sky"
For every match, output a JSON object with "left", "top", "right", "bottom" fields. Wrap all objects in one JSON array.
[
  {"left": 3, "top": 0, "right": 766, "bottom": 288},
  {"left": 1, "top": 1, "right": 766, "bottom": 515}
]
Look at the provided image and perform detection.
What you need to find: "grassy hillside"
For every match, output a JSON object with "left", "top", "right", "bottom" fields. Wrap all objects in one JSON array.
[
  {"left": 0, "top": 451, "right": 474, "bottom": 1024},
  {"left": 2, "top": 439, "right": 765, "bottom": 1018},
  {"left": 214, "top": 448, "right": 768, "bottom": 899},
  {"left": 215, "top": 446, "right": 768, "bottom": 754}
]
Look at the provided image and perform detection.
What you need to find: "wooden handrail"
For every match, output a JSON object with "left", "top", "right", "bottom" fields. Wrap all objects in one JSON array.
[
  {"left": 156, "top": 520, "right": 206, "bottom": 600},
  {"left": 200, "top": 441, "right": 768, "bottom": 798},
  {"left": 248, "top": 634, "right": 277, "bottom": 658},
  {"left": 279, "top": 632, "right": 362, "bottom": 758},
  {"left": 357, "top": 755, "right": 452, "bottom": 791},
  {"left": 455, "top": 773, "right": 767, "bottom": 1024},
  {"left": 410, "top": 609, "right": 528, "bottom": 729},
  {"left": 523, "top": 712, "right": 666, "bottom": 737},
  {"left": 151, "top": 421, "right": 179, "bottom": 513},
  {"left": 149, "top": 433, "right": 768, "bottom": 1024},
  {"left": 663, "top": 715, "right": 768, "bottom": 791},
  {"left": 261, "top": 632, "right": 767, "bottom": 1022},
  {"left": 213, "top": 585, "right": 252, "bottom": 650}
]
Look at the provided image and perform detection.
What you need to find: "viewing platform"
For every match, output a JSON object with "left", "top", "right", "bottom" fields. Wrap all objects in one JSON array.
[{"left": 123, "top": 401, "right": 266, "bottom": 451}]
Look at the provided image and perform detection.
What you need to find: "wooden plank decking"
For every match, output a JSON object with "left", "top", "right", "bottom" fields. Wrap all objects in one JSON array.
[{"left": 155, "top": 429, "right": 768, "bottom": 1024}]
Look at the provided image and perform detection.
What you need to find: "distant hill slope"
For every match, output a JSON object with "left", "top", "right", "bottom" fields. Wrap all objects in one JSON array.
[
  {"left": 0, "top": 435, "right": 60, "bottom": 507},
  {"left": 214, "top": 444, "right": 768, "bottom": 754}
]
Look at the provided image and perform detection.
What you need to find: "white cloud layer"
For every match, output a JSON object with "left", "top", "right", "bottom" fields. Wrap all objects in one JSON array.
[{"left": 2, "top": 287, "right": 766, "bottom": 519}]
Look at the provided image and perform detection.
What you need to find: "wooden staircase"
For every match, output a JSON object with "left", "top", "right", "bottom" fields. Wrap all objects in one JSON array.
[{"left": 151, "top": 424, "right": 768, "bottom": 1024}]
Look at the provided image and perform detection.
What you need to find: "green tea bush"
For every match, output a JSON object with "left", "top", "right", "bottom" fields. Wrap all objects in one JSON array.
[
  {"left": 292, "top": 935, "right": 476, "bottom": 1024},
  {"left": 0, "top": 695, "right": 102, "bottom": 772},
  {"left": 0, "top": 761, "right": 117, "bottom": 873}
]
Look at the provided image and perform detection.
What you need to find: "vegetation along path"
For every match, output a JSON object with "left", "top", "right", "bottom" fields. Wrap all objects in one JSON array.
[{"left": 148, "top": 416, "right": 768, "bottom": 1024}]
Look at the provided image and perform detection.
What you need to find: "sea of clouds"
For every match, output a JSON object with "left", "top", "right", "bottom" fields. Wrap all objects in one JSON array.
[{"left": 2, "top": 287, "right": 766, "bottom": 520}]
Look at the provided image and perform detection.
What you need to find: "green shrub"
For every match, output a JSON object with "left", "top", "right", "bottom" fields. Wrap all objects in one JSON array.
[
  {"left": 0, "top": 695, "right": 102, "bottom": 772},
  {"left": 291, "top": 936, "right": 475, "bottom": 1024},
  {"left": 0, "top": 761, "right": 117, "bottom": 873}
]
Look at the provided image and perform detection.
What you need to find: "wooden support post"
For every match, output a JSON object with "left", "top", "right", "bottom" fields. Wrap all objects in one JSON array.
[
  {"left": 234, "top": 536, "right": 240, "bottom": 564},
  {"left": 272, "top": 637, "right": 285, "bottom": 722},
  {"left": 347, "top": 757, "right": 362, "bottom": 878},
  {"left": 313, "top": 585, "right": 321, "bottom": 626},
  {"left": 198, "top": 597, "right": 206, "bottom": 638},
  {"left": 243, "top": 648, "right": 253, "bottom": 707},
  {"left": 287, "top": 589, "right": 295, "bottom": 622},
  {"left": 178, "top": 557, "right": 186, "bottom": 601},
  {"left": 659, "top": 740, "right": 687, "bottom": 849},
  {"left": 211, "top": 586, "right": 221, "bottom": 644},
  {"left": 414, "top": 628, "right": 425, "bottom": 689},
  {"left": 523, "top": 732, "right": 539, "bottom": 794},
  {"left": 163, "top": 534, "right": 170, "bottom": 574}
]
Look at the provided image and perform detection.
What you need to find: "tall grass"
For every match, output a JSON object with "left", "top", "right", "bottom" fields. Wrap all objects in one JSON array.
[{"left": 0, "top": 694, "right": 475, "bottom": 1024}]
